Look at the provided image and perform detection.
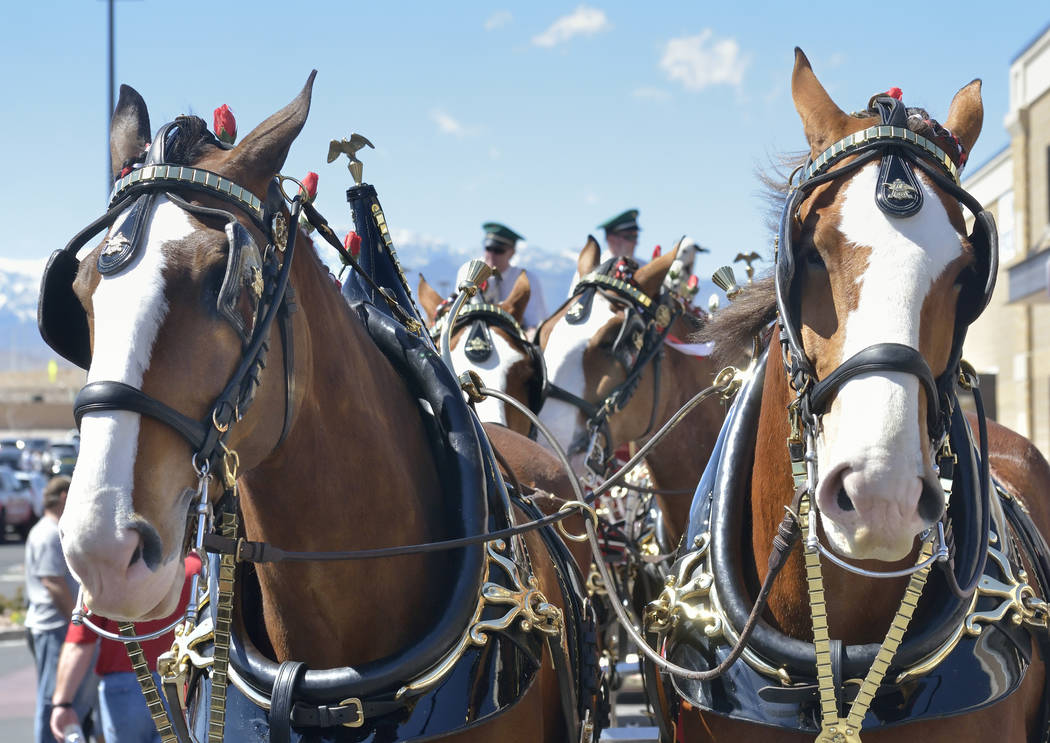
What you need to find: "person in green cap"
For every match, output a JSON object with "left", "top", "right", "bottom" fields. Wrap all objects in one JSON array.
[
  {"left": 454, "top": 222, "right": 548, "bottom": 333},
  {"left": 598, "top": 208, "right": 641, "bottom": 261}
]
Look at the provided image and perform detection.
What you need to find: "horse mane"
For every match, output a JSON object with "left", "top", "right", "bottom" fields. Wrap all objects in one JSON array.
[{"left": 693, "top": 274, "right": 776, "bottom": 366}]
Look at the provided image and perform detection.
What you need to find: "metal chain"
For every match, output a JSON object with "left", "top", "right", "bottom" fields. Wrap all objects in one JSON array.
[
  {"left": 118, "top": 623, "right": 180, "bottom": 743},
  {"left": 802, "top": 496, "right": 935, "bottom": 742},
  {"left": 208, "top": 508, "right": 238, "bottom": 743}
]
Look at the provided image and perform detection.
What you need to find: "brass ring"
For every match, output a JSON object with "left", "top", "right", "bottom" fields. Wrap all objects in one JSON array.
[
  {"left": 275, "top": 174, "right": 309, "bottom": 204},
  {"left": 557, "top": 501, "right": 599, "bottom": 543},
  {"left": 212, "top": 408, "right": 230, "bottom": 434}
]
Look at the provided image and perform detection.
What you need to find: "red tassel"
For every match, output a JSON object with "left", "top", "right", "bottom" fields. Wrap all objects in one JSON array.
[
  {"left": 885, "top": 87, "right": 903, "bottom": 100},
  {"left": 652, "top": 245, "right": 662, "bottom": 258}
]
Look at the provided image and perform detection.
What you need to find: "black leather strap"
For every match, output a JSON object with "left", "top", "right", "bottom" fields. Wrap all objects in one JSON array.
[
  {"left": 808, "top": 342, "right": 941, "bottom": 437},
  {"left": 74, "top": 381, "right": 209, "bottom": 451},
  {"left": 288, "top": 698, "right": 403, "bottom": 728},
  {"left": 270, "top": 661, "right": 306, "bottom": 743}
]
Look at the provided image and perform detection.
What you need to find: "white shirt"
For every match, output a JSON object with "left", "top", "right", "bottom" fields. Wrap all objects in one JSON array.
[{"left": 454, "top": 262, "right": 548, "bottom": 330}]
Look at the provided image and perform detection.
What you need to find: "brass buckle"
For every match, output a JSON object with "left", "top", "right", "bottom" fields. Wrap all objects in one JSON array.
[{"left": 339, "top": 697, "right": 364, "bottom": 728}]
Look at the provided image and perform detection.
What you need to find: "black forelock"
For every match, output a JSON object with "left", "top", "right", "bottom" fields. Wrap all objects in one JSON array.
[{"left": 167, "top": 115, "right": 221, "bottom": 165}]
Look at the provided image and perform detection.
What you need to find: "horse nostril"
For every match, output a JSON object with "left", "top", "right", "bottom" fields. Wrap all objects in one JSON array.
[
  {"left": 918, "top": 478, "right": 946, "bottom": 522},
  {"left": 129, "top": 542, "right": 143, "bottom": 568},
  {"left": 836, "top": 487, "right": 855, "bottom": 512}
]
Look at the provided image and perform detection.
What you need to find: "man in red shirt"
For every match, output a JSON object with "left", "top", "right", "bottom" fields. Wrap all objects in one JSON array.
[{"left": 49, "top": 554, "right": 202, "bottom": 743}]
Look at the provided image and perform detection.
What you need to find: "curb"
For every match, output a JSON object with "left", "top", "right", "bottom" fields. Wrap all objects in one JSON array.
[{"left": 0, "top": 625, "right": 25, "bottom": 641}]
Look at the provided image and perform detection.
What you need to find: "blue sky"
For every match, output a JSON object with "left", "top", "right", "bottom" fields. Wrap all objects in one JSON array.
[{"left": 2, "top": 2, "right": 1047, "bottom": 288}]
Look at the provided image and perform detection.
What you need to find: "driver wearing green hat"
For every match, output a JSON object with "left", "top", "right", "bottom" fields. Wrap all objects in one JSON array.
[
  {"left": 598, "top": 209, "right": 640, "bottom": 261},
  {"left": 454, "top": 222, "right": 548, "bottom": 334}
]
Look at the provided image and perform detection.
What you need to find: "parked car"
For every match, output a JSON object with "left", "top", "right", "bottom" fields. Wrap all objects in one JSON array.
[
  {"left": 43, "top": 442, "right": 77, "bottom": 477},
  {"left": 19, "top": 438, "right": 50, "bottom": 473},
  {"left": 15, "top": 470, "right": 47, "bottom": 518},
  {"left": 0, "top": 439, "right": 21, "bottom": 469},
  {"left": 0, "top": 466, "right": 34, "bottom": 540}
]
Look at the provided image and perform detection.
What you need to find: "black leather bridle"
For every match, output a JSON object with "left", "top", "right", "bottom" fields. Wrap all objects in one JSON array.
[
  {"left": 775, "top": 93, "right": 998, "bottom": 591},
  {"left": 431, "top": 300, "right": 548, "bottom": 415},
  {"left": 775, "top": 94, "right": 997, "bottom": 442},
  {"left": 38, "top": 120, "right": 301, "bottom": 475},
  {"left": 541, "top": 260, "right": 681, "bottom": 473}
]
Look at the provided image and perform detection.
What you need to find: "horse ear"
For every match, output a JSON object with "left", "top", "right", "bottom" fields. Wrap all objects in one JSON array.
[
  {"left": 944, "top": 79, "right": 983, "bottom": 156},
  {"left": 578, "top": 235, "right": 601, "bottom": 277},
  {"left": 791, "top": 47, "right": 851, "bottom": 156},
  {"left": 634, "top": 242, "right": 679, "bottom": 299},
  {"left": 110, "top": 85, "right": 151, "bottom": 181},
  {"left": 501, "top": 270, "right": 532, "bottom": 323},
  {"left": 417, "top": 275, "right": 443, "bottom": 323},
  {"left": 226, "top": 71, "right": 316, "bottom": 184}
]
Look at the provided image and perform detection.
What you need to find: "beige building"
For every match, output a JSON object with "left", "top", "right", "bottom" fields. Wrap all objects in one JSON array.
[{"left": 964, "top": 23, "right": 1050, "bottom": 456}]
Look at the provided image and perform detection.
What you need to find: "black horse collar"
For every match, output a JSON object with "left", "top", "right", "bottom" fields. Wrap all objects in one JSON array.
[{"left": 664, "top": 349, "right": 1034, "bottom": 733}]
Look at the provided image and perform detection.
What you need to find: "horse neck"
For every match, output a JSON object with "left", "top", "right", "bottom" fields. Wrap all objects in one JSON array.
[
  {"left": 751, "top": 351, "right": 913, "bottom": 642},
  {"left": 633, "top": 344, "right": 723, "bottom": 533},
  {"left": 236, "top": 245, "right": 451, "bottom": 667}
]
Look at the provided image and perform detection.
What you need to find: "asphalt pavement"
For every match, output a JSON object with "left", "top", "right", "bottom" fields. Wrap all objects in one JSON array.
[
  {"left": 0, "top": 530, "right": 27, "bottom": 602},
  {"left": 0, "top": 529, "right": 34, "bottom": 739},
  {"left": 0, "top": 633, "right": 37, "bottom": 740}
]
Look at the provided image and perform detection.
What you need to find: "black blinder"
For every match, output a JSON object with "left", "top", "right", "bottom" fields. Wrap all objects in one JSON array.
[
  {"left": 217, "top": 221, "right": 265, "bottom": 346},
  {"left": 38, "top": 248, "right": 91, "bottom": 370},
  {"left": 612, "top": 310, "right": 647, "bottom": 369}
]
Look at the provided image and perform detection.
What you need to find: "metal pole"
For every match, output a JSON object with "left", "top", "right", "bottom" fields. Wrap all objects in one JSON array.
[{"left": 106, "top": 0, "right": 114, "bottom": 193}]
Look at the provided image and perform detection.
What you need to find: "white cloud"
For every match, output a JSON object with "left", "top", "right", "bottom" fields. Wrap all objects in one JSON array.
[
  {"left": 632, "top": 87, "right": 671, "bottom": 101},
  {"left": 660, "top": 30, "right": 749, "bottom": 91},
  {"left": 484, "top": 10, "right": 512, "bottom": 31},
  {"left": 431, "top": 109, "right": 466, "bottom": 137},
  {"left": 533, "top": 6, "right": 610, "bottom": 48}
]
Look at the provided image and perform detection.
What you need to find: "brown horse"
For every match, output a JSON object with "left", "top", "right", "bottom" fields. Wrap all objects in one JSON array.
[
  {"left": 418, "top": 271, "right": 540, "bottom": 436},
  {"left": 50, "top": 76, "right": 589, "bottom": 742},
  {"left": 662, "top": 50, "right": 1050, "bottom": 742},
  {"left": 537, "top": 237, "right": 726, "bottom": 537}
]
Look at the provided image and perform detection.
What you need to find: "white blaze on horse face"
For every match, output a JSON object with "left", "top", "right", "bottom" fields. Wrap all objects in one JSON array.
[
  {"left": 539, "top": 295, "right": 617, "bottom": 469},
  {"left": 61, "top": 197, "right": 189, "bottom": 617},
  {"left": 452, "top": 330, "right": 524, "bottom": 426},
  {"left": 815, "top": 163, "right": 962, "bottom": 561}
]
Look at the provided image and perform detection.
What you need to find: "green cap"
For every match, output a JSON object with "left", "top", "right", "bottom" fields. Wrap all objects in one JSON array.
[
  {"left": 598, "top": 209, "right": 640, "bottom": 234},
  {"left": 482, "top": 222, "right": 525, "bottom": 251}
]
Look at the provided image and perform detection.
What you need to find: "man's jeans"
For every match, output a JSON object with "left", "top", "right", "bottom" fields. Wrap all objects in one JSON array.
[
  {"left": 31, "top": 627, "right": 91, "bottom": 743},
  {"left": 99, "top": 671, "right": 167, "bottom": 743}
]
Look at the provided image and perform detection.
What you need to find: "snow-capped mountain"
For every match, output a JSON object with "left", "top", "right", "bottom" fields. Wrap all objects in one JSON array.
[
  {"left": 0, "top": 259, "right": 55, "bottom": 371},
  {"left": 0, "top": 232, "right": 730, "bottom": 372}
]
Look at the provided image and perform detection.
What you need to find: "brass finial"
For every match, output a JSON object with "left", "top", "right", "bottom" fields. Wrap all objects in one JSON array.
[
  {"left": 733, "top": 251, "right": 762, "bottom": 283},
  {"left": 327, "top": 134, "right": 375, "bottom": 185},
  {"left": 459, "top": 259, "right": 493, "bottom": 298},
  {"left": 712, "top": 266, "right": 741, "bottom": 300}
]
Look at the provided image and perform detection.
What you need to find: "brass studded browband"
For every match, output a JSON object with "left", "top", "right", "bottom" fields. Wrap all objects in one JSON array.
[
  {"left": 456, "top": 303, "right": 529, "bottom": 341},
  {"left": 803, "top": 125, "right": 960, "bottom": 185},
  {"left": 577, "top": 272, "right": 653, "bottom": 309},
  {"left": 109, "top": 165, "right": 265, "bottom": 223}
]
